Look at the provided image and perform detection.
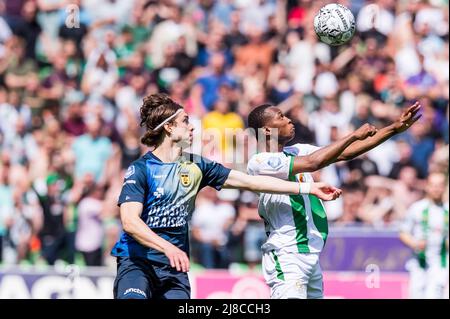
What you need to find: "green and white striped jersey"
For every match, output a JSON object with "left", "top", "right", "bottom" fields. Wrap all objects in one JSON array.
[
  {"left": 401, "top": 198, "right": 449, "bottom": 268},
  {"left": 247, "top": 143, "right": 328, "bottom": 254}
]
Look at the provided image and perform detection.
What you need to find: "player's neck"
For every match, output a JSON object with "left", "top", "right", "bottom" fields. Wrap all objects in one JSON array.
[
  {"left": 259, "top": 140, "right": 286, "bottom": 153},
  {"left": 428, "top": 197, "right": 444, "bottom": 206},
  {"left": 153, "top": 140, "right": 183, "bottom": 163}
]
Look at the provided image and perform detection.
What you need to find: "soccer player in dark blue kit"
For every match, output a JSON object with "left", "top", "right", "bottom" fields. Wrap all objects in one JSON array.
[{"left": 111, "top": 93, "right": 364, "bottom": 299}]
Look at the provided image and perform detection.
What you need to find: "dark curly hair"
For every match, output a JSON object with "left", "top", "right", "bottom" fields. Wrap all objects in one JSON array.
[
  {"left": 247, "top": 104, "right": 273, "bottom": 140},
  {"left": 139, "top": 93, "right": 183, "bottom": 147}
]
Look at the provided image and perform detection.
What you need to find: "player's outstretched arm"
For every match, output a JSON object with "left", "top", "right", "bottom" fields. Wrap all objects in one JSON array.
[
  {"left": 291, "top": 123, "right": 378, "bottom": 175},
  {"left": 337, "top": 101, "right": 422, "bottom": 161},
  {"left": 120, "top": 202, "right": 190, "bottom": 272},
  {"left": 222, "top": 170, "right": 342, "bottom": 201}
]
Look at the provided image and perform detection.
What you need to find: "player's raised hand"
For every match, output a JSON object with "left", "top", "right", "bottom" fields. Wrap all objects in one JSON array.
[
  {"left": 393, "top": 101, "right": 422, "bottom": 133},
  {"left": 310, "top": 182, "right": 342, "bottom": 201},
  {"left": 164, "top": 243, "right": 190, "bottom": 272},
  {"left": 353, "top": 123, "right": 378, "bottom": 140}
]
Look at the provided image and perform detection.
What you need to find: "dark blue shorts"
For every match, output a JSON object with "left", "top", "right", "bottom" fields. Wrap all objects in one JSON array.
[{"left": 113, "top": 256, "right": 191, "bottom": 299}]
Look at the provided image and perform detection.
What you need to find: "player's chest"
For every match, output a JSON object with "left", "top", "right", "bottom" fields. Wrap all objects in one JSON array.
[
  {"left": 148, "top": 163, "right": 202, "bottom": 199},
  {"left": 418, "top": 208, "right": 448, "bottom": 237}
]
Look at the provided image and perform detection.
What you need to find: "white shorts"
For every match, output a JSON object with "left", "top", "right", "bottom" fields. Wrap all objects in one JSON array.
[
  {"left": 262, "top": 251, "right": 323, "bottom": 299},
  {"left": 407, "top": 260, "right": 449, "bottom": 299}
]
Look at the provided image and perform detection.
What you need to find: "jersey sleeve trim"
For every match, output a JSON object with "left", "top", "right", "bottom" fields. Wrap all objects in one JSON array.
[{"left": 288, "top": 155, "right": 295, "bottom": 179}]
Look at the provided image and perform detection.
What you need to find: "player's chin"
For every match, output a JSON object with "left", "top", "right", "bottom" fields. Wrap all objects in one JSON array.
[
  {"left": 283, "top": 132, "right": 295, "bottom": 143},
  {"left": 177, "top": 138, "right": 193, "bottom": 148}
]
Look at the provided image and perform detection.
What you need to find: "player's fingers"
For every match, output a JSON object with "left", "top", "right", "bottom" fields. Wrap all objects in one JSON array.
[
  {"left": 408, "top": 106, "right": 421, "bottom": 118},
  {"left": 407, "top": 104, "right": 421, "bottom": 119},
  {"left": 184, "top": 256, "right": 190, "bottom": 272},
  {"left": 329, "top": 186, "right": 342, "bottom": 193},
  {"left": 181, "top": 255, "right": 189, "bottom": 272},
  {"left": 178, "top": 256, "right": 186, "bottom": 272},
  {"left": 169, "top": 255, "right": 176, "bottom": 269},
  {"left": 403, "top": 110, "right": 413, "bottom": 121},
  {"left": 406, "top": 101, "right": 420, "bottom": 114},
  {"left": 410, "top": 103, "right": 421, "bottom": 113},
  {"left": 174, "top": 256, "right": 182, "bottom": 272}
]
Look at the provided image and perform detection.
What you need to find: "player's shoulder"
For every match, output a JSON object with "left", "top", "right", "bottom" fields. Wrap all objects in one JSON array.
[
  {"left": 283, "top": 143, "right": 319, "bottom": 156},
  {"left": 181, "top": 152, "right": 212, "bottom": 165},
  {"left": 248, "top": 152, "right": 285, "bottom": 165},
  {"left": 124, "top": 153, "right": 151, "bottom": 178},
  {"left": 247, "top": 152, "right": 287, "bottom": 174},
  {"left": 181, "top": 153, "right": 223, "bottom": 173},
  {"left": 408, "top": 198, "right": 431, "bottom": 216}
]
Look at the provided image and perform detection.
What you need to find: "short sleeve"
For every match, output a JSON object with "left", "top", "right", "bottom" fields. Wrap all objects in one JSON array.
[
  {"left": 247, "top": 153, "right": 293, "bottom": 180},
  {"left": 117, "top": 161, "right": 148, "bottom": 206},
  {"left": 298, "top": 143, "right": 321, "bottom": 156},
  {"left": 190, "top": 154, "right": 231, "bottom": 191}
]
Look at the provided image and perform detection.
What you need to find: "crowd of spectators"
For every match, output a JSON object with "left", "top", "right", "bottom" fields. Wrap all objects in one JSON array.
[{"left": 0, "top": 0, "right": 448, "bottom": 269}]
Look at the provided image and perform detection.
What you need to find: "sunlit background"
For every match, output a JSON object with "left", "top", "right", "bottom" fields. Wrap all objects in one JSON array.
[{"left": 0, "top": 0, "right": 448, "bottom": 298}]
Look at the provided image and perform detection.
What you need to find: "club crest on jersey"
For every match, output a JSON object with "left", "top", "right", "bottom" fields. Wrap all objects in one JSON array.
[
  {"left": 179, "top": 166, "right": 192, "bottom": 187},
  {"left": 180, "top": 173, "right": 191, "bottom": 187},
  {"left": 268, "top": 156, "right": 281, "bottom": 168}
]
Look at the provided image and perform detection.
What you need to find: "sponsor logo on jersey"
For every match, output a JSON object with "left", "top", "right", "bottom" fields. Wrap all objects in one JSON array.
[
  {"left": 153, "top": 187, "right": 164, "bottom": 199},
  {"left": 147, "top": 203, "right": 189, "bottom": 227},
  {"left": 125, "top": 165, "right": 135, "bottom": 179},
  {"left": 124, "top": 288, "right": 147, "bottom": 298}
]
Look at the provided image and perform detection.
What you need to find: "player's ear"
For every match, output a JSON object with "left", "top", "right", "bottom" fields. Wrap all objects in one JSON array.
[
  {"left": 262, "top": 126, "right": 271, "bottom": 136},
  {"left": 163, "top": 122, "right": 173, "bottom": 135}
]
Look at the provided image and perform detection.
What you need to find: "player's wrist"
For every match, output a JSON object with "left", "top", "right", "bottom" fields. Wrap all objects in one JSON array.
[{"left": 299, "top": 182, "right": 312, "bottom": 195}]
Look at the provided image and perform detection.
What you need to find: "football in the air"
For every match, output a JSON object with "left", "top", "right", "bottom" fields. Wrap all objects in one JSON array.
[{"left": 313, "top": 3, "right": 356, "bottom": 46}]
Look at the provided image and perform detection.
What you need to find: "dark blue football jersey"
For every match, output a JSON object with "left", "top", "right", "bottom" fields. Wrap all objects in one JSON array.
[{"left": 111, "top": 152, "right": 231, "bottom": 265}]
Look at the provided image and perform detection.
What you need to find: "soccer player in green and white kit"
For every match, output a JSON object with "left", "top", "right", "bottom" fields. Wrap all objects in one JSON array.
[
  {"left": 400, "top": 172, "right": 449, "bottom": 299},
  {"left": 247, "top": 101, "right": 422, "bottom": 299}
]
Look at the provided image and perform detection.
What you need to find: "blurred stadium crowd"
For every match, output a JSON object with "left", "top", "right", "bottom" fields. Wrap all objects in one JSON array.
[{"left": 0, "top": 0, "right": 448, "bottom": 270}]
